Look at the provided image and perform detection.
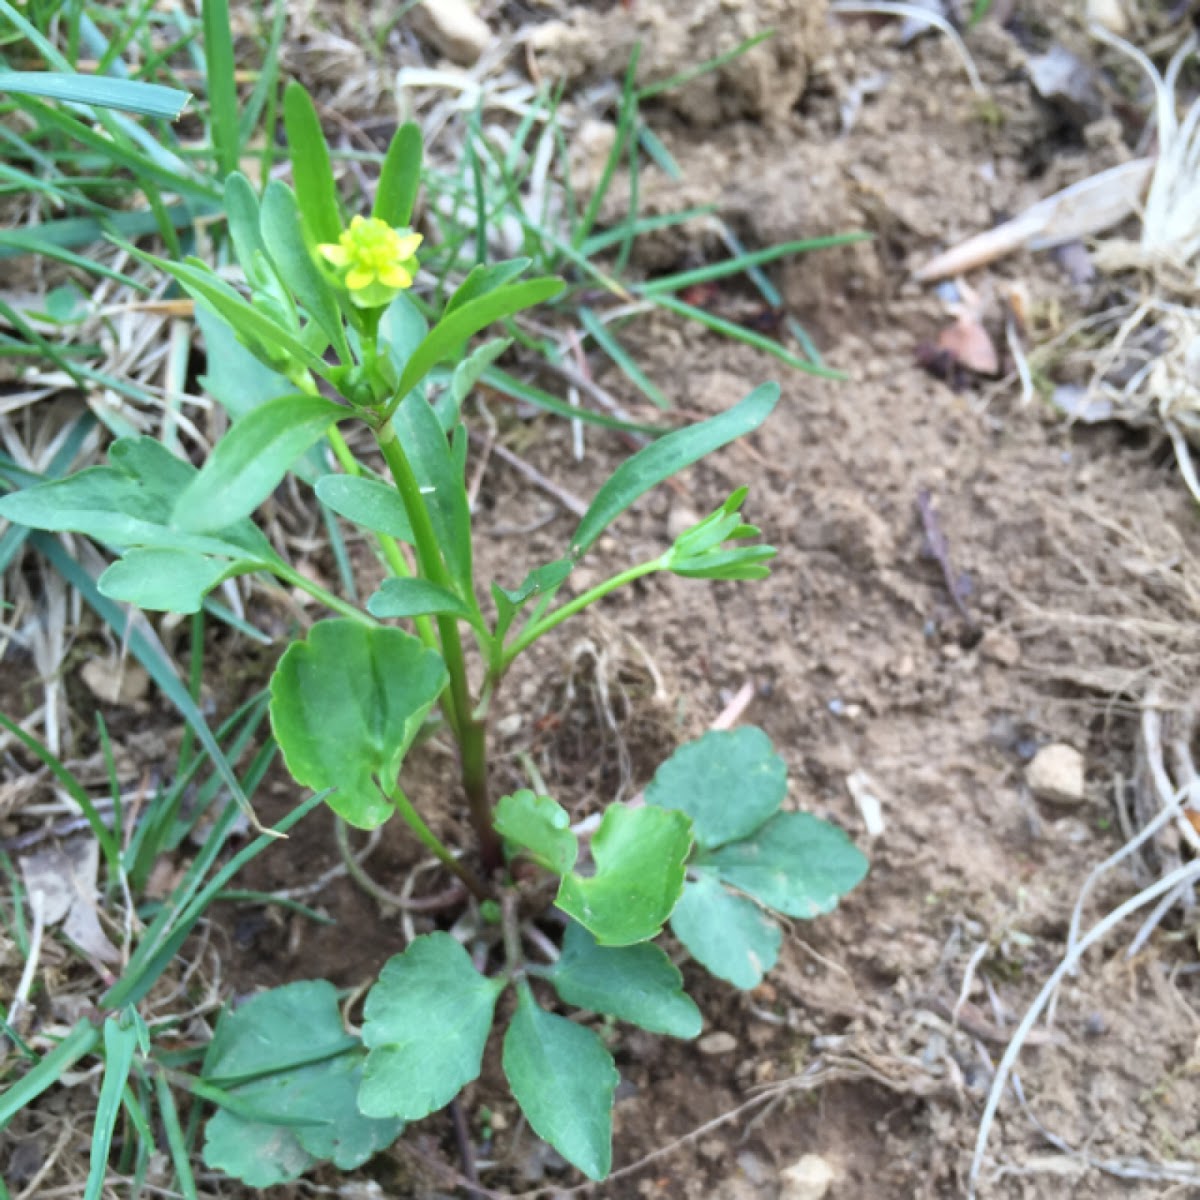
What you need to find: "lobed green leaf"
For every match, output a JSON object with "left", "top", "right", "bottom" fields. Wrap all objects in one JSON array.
[
  {"left": 173, "top": 394, "right": 347, "bottom": 533},
  {"left": 700, "top": 811, "right": 868, "bottom": 919},
  {"left": 669, "top": 873, "right": 781, "bottom": 990},
  {"left": 494, "top": 790, "right": 578, "bottom": 875},
  {"left": 269, "top": 621, "right": 448, "bottom": 829},
  {"left": 502, "top": 985, "right": 618, "bottom": 1180},
  {"left": 645, "top": 726, "right": 786, "bottom": 851},
  {"left": 556, "top": 805, "right": 691, "bottom": 946},
  {"left": 360, "top": 933, "right": 504, "bottom": 1121},
  {"left": 548, "top": 922, "right": 701, "bottom": 1037}
]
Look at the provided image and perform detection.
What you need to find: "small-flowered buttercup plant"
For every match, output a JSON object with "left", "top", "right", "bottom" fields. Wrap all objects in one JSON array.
[{"left": 0, "top": 83, "right": 868, "bottom": 1184}]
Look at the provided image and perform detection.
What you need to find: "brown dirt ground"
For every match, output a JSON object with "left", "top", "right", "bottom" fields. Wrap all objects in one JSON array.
[{"left": 6, "top": 1, "right": 1200, "bottom": 1198}]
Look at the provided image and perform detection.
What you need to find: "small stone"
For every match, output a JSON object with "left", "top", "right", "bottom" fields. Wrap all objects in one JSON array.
[
  {"left": 1026, "top": 743, "right": 1086, "bottom": 805},
  {"left": 980, "top": 631, "right": 1021, "bottom": 668},
  {"left": 698, "top": 1031, "right": 738, "bottom": 1056},
  {"left": 412, "top": 0, "right": 490, "bottom": 66},
  {"left": 80, "top": 657, "right": 150, "bottom": 705},
  {"left": 495, "top": 714, "right": 523, "bottom": 738},
  {"left": 1087, "top": 0, "right": 1129, "bottom": 35},
  {"left": 779, "top": 1154, "right": 837, "bottom": 1200}
]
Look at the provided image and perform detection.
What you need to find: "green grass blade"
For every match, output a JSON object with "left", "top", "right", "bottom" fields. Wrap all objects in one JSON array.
[
  {"left": 481, "top": 366, "right": 665, "bottom": 435},
  {"left": 578, "top": 307, "right": 670, "bottom": 410},
  {"left": 651, "top": 293, "right": 846, "bottom": 380},
  {"left": 0, "top": 205, "right": 213, "bottom": 261},
  {"left": 28, "top": 532, "right": 262, "bottom": 832},
  {"left": 83, "top": 1016, "right": 139, "bottom": 1200},
  {"left": 574, "top": 46, "right": 639, "bottom": 250},
  {"left": 154, "top": 1072, "right": 199, "bottom": 1200},
  {"left": 0, "top": 1020, "right": 101, "bottom": 1131},
  {"left": 0, "top": 296, "right": 85, "bottom": 385},
  {"left": 637, "top": 31, "right": 772, "bottom": 100},
  {"left": 200, "top": 0, "right": 240, "bottom": 177},
  {"left": 638, "top": 232, "right": 870, "bottom": 297},
  {"left": 579, "top": 205, "right": 716, "bottom": 258},
  {"left": 0, "top": 70, "right": 189, "bottom": 118},
  {"left": 0, "top": 713, "right": 120, "bottom": 871},
  {"left": 104, "top": 789, "right": 323, "bottom": 1010}
]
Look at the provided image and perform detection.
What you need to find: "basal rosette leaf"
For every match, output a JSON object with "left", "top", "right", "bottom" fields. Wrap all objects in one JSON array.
[
  {"left": 556, "top": 805, "right": 691, "bottom": 946},
  {"left": 269, "top": 620, "right": 448, "bottom": 829},
  {"left": 201, "top": 981, "right": 401, "bottom": 1186},
  {"left": 547, "top": 922, "right": 701, "bottom": 1037},
  {"left": 645, "top": 726, "right": 786, "bottom": 851},
  {"left": 359, "top": 934, "right": 503, "bottom": 1121},
  {"left": 494, "top": 790, "right": 578, "bottom": 875},
  {"left": 669, "top": 873, "right": 782, "bottom": 990},
  {"left": 700, "top": 811, "right": 868, "bottom": 919},
  {"left": 502, "top": 984, "right": 618, "bottom": 1181}
]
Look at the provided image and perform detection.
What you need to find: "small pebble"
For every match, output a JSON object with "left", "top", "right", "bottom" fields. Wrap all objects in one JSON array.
[
  {"left": 1026, "top": 743, "right": 1087, "bottom": 804},
  {"left": 699, "top": 1031, "right": 738, "bottom": 1056},
  {"left": 779, "top": 1154, "right": 837, "bottom": 1200}
]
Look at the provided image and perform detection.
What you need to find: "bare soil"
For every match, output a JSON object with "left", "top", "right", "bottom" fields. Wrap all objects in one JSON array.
[{"left": 6, "top": 2, "right": 1200, "bottom": 1198}]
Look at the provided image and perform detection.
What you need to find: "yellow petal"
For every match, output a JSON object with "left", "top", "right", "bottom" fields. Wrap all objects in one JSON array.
[
  {"left": 349, "top": 215, "right": 367, "bottom": 230},
  {"left": 319, "top": 244, "right": 350, "bottom": 267},
  {"left": 393, "top": 232, "right": 423, "bottom": 259},
  {"left": 379, "top": 264, "right": 413, "bottom": 288},
  {"left": 345, "top": 267, "right": 375, "bottom": 290}
]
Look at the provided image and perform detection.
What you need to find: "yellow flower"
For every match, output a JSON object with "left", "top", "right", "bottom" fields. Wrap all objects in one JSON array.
[{"left": 318, "top": 216, "right": 423, "bottom": 308}]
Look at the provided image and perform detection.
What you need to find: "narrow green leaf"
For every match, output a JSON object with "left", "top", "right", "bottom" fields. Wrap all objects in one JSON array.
[
  {"left": 579, "top": 308, "right": 670, "bottom": 410},
  {"left": 360, "top": 933, "right": 504, "bottom": 1120},
  {"left": 373, "top": 121, "right": 422, "bottom": 228},
  {"left": 0, "top": 436, "right": 276, "bottom": 562},
  {"left": 396, "top": 278, "right": 563, "bottom": 399},
  {"left": 83, "top": 1016, "right": 138, "bottom": 1200},
  {"left": 99, "top": 548, "right": 241, "bottom": 614},
  {"left": 669, "top": 873, "right": 781, "bottom": 990},
  {"left": 390, "top": 393, "right": 473, "bottom": 598},
  {"left": 651, "top": 294, "right": 845, "bottom": 380},
  {"left": 140, "top": 253, "right": 328, "bottom": 376},
  {"left": 283, "top": 82, "right": 341, "bottom": 246},
  {"left": 0, "top": 70, "right": 190, "bottom": 118},
  {"left": 639, "top": 233, "right": 870, "bottom": 297},
  {"left": 200, "top": 0, "right": 240, "bottom": 176},
  {"left": 313, "top": 474, "right": 414, "bottom": 541},
  {"left": 571, "top": 382, "right": 780, "bottom": 557},
  {"left": 223, "top": 173, "right": 271, "bottom": 285},
  {"left": 366, "top": 578, "right": 475, "bottom": 622},
  {"left": 172, "top": 394, "right": 346, "bottom": 533},
  {"left": 645, "top": 727, "right": 786, "bottom": 851},
  {"left": 195, "top": 306, "right": 295, "bottom": 420},
  {"left": 445, "top": 258, "right": 531, "bottom": 314},
  {"left": 494, "top": 790, "right": 578, "bottom": 875},
  {"left": 481, "top": 366, "right": 664, "bottom": 435},
  {"left": 700, "top": 812, "right": 869, "bottom": 919},
  {"left": 260, "top": 180, "right": 349, "bottom": 358},
  {"left": 503, "top": 985, "right": 617, "bottom": 1181},
  {"left": 556, "top": 806, "right": 691, "bottom": 946},
  {"left": 269, "top": 620, "right": 448, "bottom": 829},
  {"left": 548, "top": 923, "right": 701, "bottom": 1037}
]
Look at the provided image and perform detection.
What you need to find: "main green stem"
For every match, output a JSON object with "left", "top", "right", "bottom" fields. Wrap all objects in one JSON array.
[{"left": 375, "top": 422, "right": 502, "bottom": 873}]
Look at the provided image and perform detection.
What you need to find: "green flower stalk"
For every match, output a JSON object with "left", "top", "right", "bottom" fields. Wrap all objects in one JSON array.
[{"left": 319, "top": 216, "right": 422, "bottom": 308}]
